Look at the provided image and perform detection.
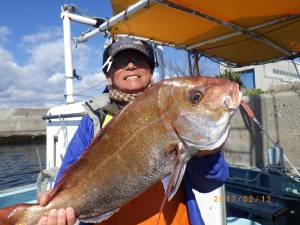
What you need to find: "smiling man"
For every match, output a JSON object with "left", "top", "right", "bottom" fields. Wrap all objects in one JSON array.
[
  {"left": 103, "top": 39, "right": 154, "bottom": 94},
  {"left": 102, "top": 38, "right": 155, "bottom": 102},
  {"left": 37, "top": 37, "right": 229, "bottom": 225}
]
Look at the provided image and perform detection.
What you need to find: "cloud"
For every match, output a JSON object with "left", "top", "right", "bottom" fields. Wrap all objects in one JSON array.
[
  {"left": 0, "top": 27, "right": 105, "bottom": 108},
  {"left": 0, "top": 47, "right": 22, "bottom": 91},
  {"left": 22, "top": 27, "right": 61, "bottom": 44},
  {"left": 0, "top": 26, "right": 11, "bottom": 45},
  {"left": 48, "top": 73, "right": 65, "bottom": 85},
  {"left": 73, "top": 72, "right": 107, "bottom": 101}
]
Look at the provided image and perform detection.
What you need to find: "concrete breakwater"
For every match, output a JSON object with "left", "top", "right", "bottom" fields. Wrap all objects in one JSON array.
[
  {"left": 224, "top": 82, "right": 300, "bottom": 170},
  {"left": 0, "top": 108, "right": 48, "bottom": 145}
]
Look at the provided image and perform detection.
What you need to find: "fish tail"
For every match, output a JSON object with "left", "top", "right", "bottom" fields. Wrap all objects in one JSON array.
[{"left": 0, "top": 203, "right": 34, "bottom": 225}]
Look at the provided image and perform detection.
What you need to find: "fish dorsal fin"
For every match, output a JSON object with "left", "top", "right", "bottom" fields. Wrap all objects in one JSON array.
[
  {"left": 157, "top": 143, "right": 187, "bottom": 225},
  {"left": 80, "top": 208, "right": 119, "bottom": 223}
]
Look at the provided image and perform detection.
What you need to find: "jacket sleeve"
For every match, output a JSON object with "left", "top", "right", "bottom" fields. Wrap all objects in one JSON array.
[
  {"left": 185, "top": 151, "right": 229, "bottom": 193},
  {"left": 54, "top": 115, "right": 94, "bottom": 184}
]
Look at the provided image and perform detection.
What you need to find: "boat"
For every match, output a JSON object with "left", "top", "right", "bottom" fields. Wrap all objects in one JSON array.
[
  {"left": 1, "top": 1, "right": 300, "bottom": 224},
  {"left": 0, "top": 184, "right": 37, "bottom": 209}
]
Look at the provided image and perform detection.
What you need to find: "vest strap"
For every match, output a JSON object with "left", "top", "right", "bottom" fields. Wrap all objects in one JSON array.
[{"left": 83, "top": 93, "right": 111, "bottom": 135}]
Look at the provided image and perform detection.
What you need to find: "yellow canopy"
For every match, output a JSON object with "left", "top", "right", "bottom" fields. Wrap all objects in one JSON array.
[{"left": 109, "top": 0, "right": 300, "bottom": 66}]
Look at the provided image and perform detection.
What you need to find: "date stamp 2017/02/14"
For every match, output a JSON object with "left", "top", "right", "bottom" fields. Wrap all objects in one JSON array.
[{"left": 214, "top": 195, "right": 272, "bottom": 203}]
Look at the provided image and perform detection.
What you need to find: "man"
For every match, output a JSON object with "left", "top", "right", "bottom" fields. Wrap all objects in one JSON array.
[{"left": 37, "top": 37, "right": 229, "bottom": 225}]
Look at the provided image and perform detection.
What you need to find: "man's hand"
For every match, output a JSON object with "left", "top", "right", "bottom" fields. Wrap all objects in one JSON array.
[{"left": 37, "top": 192, "right": 76, "bottom": 225}]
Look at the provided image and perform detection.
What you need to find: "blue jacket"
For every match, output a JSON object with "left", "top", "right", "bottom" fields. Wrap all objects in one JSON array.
[{"left": 56, "top": 115, "right": 229, "bottom": 225}]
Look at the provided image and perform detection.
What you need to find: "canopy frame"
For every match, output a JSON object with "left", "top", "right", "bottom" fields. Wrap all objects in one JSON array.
[
  {"left": 76, "top": 0, "right": 300, "bottom": 67},
  {"left": 158, "top": 0, "right": 293, "bottom": 56},
  {"left": 187, "top": 13, "right": 300, "bottom": 50}
]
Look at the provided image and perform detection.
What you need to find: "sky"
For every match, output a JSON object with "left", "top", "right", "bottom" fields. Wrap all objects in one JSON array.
[{"left": 0, "top": 0, "right": 219, "bottom": 109}]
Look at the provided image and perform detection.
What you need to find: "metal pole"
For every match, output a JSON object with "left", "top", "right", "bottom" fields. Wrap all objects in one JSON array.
[
  {"left": 77, "top": 0, "right": 156, "bottom": 43},
  {"left": 221, "top": 186, "right": 227, "bottom": 225},
  {"left": 188, "top": 13, "right": 300, "bottom": 50},
  {"left": 292, "top": 60, "right": 300, "bottom": 78},
  {"left": 62, "top": 11, "right": 74, "bottom": 104},
  {"left": 193, "top": 53, "right": 200, "bottom": 76},
  {"left": 61, "top": 11, "right": 98, "bottom": 26},
  {"left": 156, "top": 45, "right": 165, "bottom": 81}
]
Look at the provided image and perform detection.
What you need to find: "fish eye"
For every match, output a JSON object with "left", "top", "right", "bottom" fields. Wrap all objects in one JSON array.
[{"left": 189, "top": 90, "right": 203, "bottom": 104}]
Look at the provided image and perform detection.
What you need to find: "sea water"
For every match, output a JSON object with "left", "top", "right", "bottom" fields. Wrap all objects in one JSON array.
[{"left": 0, "top": 144, "right": 46, "bottom": 190}]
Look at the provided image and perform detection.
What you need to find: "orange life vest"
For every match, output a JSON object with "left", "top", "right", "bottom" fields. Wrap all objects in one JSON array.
[{"left": 98, "top": 182, "right": 189, "bottom": 225}]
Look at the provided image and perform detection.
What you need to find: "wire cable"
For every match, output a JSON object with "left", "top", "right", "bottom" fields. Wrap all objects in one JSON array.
[
  {"left": 228, "top": 172, "right": 262, "bottom": 183},
  {"left": 74, "top": 80, "right": 108, "bottom": 96},
  {"left": 283, "top": 154, "right": 300, "bottom": 176}
]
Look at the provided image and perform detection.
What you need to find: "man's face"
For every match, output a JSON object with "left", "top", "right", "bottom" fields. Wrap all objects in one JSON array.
[{"left": 107, "top": 50, "right": 152, "bottom": 94}]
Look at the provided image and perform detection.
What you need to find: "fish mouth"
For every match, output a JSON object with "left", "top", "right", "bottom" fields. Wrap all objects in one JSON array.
[{"left": 223, "top": 83, "right": 243, "bottom": 112}]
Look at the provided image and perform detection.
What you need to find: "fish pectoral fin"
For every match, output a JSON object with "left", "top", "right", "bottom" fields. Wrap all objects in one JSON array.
[
  {"left": 161, "top": 143, "right": 187, "bottom": 201},
  {"left": 161, "top": 174, "right": 171, "bottom": 194},
  {"left": 161, "top": 166, "right": 187, "bottom": 201},
  {"left": 79, "top": 208, "right": 119, "bottom": 223},
  {"left": 167, "top": 163, "right": 187, "bottom": 201}
]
